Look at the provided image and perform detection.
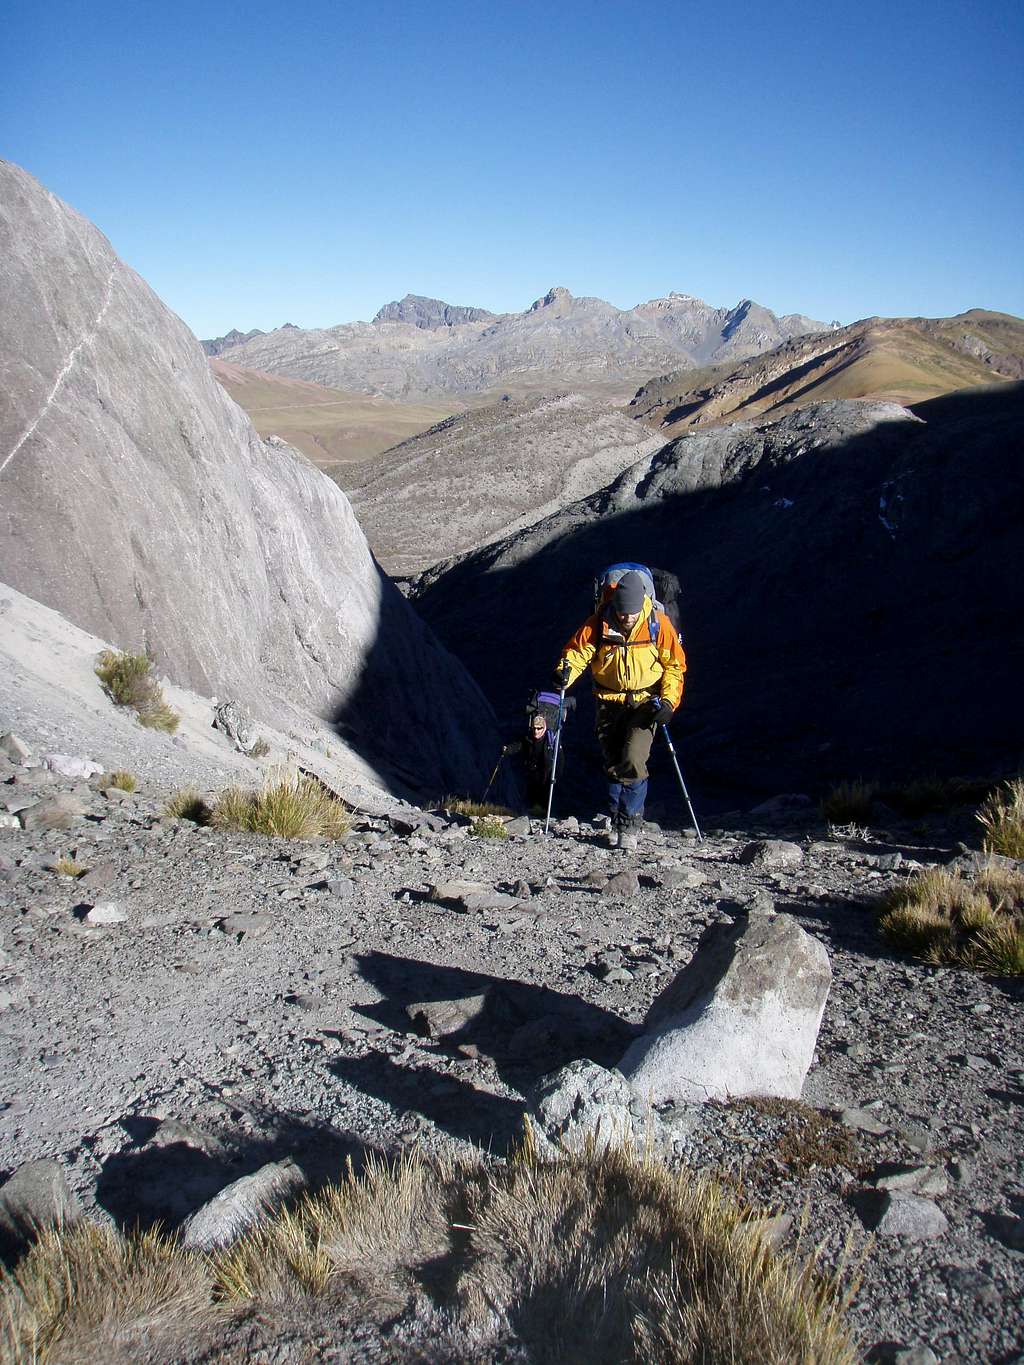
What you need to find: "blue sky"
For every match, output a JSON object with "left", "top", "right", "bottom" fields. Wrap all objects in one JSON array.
[{"left": 5, "top": 0, "right": 1022, "bottom": 337}]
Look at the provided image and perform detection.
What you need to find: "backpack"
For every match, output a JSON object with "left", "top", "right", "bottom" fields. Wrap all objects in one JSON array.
[{"left": 594, "top": 562, "right": 663, "bottom": 641}]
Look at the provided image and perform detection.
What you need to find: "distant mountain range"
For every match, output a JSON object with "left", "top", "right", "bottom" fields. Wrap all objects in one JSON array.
[
  {"left": 629, "top": 310, "right": 1024, "bottom": 435},
  {"left": 203, "top": 288, "right": 829, "bottom": 402}
]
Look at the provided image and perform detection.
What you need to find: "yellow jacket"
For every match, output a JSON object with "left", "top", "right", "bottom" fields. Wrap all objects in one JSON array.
[{"left": 561, "top": 597, "right": 686, "bottom": 708}]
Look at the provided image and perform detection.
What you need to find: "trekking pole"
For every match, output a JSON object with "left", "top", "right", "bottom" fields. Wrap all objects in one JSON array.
[
  {"left": 656, "top": 707, "right": 703, "bottom": 843},
  {"left": 543, "top": 666, "right": 570, "bottom": 836},
  {"left": 481, "top": 750, "right": 505, "bottom": 805}
]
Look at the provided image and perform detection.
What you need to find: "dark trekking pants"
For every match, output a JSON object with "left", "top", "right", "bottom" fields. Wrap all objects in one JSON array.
[{"left": 595, "top": 699, "right": 655, "bottom": 782}]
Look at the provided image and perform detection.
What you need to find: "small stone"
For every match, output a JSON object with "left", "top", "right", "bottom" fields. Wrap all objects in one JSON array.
[
  {"left": 0, "top": 1159, "right": 82, "bottom": 1253},
  {"left": 41, "top": 753, "right": 104, "bottom": 779},
  {"left": 602, "top": 870, "right": 640, "bottom": 899},
  {"left": 873, "top": 1164, "right": 947, "bottom": 1195},
  {"left": 83, "top": 902, "right": 128, "bottom": 925},
  {"left": 875, "top": 1194, "right": 949, "bottom": 1241},
  {"left": 602, "top": 966, "right": 634, "bottom": 985},
  {"left": 513, "top": 879, "right": 531, "bottom": 899},
  {"left": 658, "top": 866, "right": 707, "bottom": 890},
  {"left": 0, "top": 733, "right": 32, "bottom": 764},
  {"left": 737, "top": 839, "right": 803, "bottom": 870},
  {"left": 19, "top": 793, "right": 88, "bottom": 832},
  {"left": 989, "top": 1213, "right": 1024, "bottom": 1251},
  {"left": 739, "top": 1212, "right": 793, "bottom": 1249},
  {"left": 180, "top": 1160, "right": 306, "bottom": 1251},
  {"left": 327, "top": 876, "right": 355, "bottom": 899},
  {"left": 841, "top": 1107, "right": 889, "bottom": 1135},
  {"left": 504, "top": 817, "right": 532, "bottom": 837},
  {"left": 217, "top": 913, "right": 273, "bottom": 940}
]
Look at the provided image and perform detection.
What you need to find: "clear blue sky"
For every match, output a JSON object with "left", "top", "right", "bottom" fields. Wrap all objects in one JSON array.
[{"left": 5, "top": 0, "right": 1022, "bottom": 337}]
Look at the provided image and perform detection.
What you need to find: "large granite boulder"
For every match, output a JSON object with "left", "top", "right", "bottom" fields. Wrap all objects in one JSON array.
[
  {"left": 0, "top": 161, "right": 497, "bottom": 797},
  {"left": 618, "top": 915, "right": 831, "bottom": 1105}
]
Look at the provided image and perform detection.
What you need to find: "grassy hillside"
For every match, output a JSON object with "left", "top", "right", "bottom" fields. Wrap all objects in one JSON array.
[
  {"left": 630, "top": 310, "right": 1024, "bottom": 436},
  {"left": 210, "top": 360, "right": 460, "bottom": 469}
]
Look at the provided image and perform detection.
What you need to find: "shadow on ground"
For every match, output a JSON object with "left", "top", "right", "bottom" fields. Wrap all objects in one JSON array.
[{"left": 327, "top": 952, "right": 636, "bottom": 1152}]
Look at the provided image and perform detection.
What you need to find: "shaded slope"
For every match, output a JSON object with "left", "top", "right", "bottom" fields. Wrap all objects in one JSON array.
[
  {"left": 630, "top": 312, "right": 1023, "bottom": 436},
  {"left": 342, "top": 393, "right": 664, "bottom": 577},
  {"left": 414, "top": 390, "right": 1024, "bottom": 802}
]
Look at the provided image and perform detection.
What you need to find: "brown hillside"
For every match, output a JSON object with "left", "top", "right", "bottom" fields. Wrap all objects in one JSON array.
[
  {"left": 210, "top": 359, "right": 459, "bottom": 468},
  {"left": 630, "top": 310, "right": 1024, "bottom": 436}
]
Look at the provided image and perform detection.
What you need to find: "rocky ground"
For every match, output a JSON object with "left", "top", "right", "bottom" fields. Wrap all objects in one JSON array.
[{"left": 0, "top": 725, "right": 1022, "bottom": 1364}]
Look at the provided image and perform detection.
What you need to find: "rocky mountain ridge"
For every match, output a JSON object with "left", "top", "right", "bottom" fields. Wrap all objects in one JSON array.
[
  {"left": 629, "top": 310, "right": 1024, "bottom": 435},
  {"left": 208, "top": 286, "right": 828, "bottom": 402}
]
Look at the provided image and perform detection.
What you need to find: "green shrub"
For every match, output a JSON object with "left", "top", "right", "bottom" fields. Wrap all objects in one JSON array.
[
  {"left": 94, "top": 650, "right": 180, "bottom": 733},
  {"left": 879, "top": 863, "right": 1024, "bottom": 974},
  {"left": 977, "top": 778, "right": 1024, "bottom": 859},
  {"left": 211, "top": 774, "right": 350, "bottom": 840}
]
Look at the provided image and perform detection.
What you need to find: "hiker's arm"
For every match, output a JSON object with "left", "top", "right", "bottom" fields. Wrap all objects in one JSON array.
[
  {"left": 656, "top": 616, "right": 687, "bottom": 710},
  {"left": 558, "top": 618, "right": 598, "bottom": 689}
]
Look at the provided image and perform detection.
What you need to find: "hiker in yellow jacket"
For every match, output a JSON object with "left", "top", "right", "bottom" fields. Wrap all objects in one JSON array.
[{"left": 555, "top": 569, "right": 686, "bottom": 850}]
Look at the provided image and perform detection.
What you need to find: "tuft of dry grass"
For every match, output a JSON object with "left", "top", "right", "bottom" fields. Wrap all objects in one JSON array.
[
  {"left": 445, "top": 797, "right": 515, "bottom": 818},
  {"left": 94, "top": 650, "right": 180, "bottom": 733},
  {"left": 977, "top": 778, "right": 1024, "bottom": 859},
  {"left": 50, "top": 856, "right": 87, "bottom": 878},
  {"left": 0, "top": 1145, "right": 858, "bottom": 1365},
  {"left": 211, "top": 773, "right": 350, "bottom": 841},
  {"left": 163, "top": 788, "right": 213, "bottom": 825},
  {"left": 0, "top": 1220, "right": 214, "bottom": 1365},
  {"left": 106, "top": 771, "right": 137, "bottom": 792},
  {"left": 878, "top": 774, "right": 998, "bottom": 818},
  {"left": 820, "top": 780, "right": 877, "bottom": 825},
  {"left": 879, "top": 863, "right": 1024, "bottom": 974}
]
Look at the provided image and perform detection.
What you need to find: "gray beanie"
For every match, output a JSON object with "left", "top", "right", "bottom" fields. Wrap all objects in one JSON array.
[{"left": 613, "top": 571, "right": 646, "bottom": 614}]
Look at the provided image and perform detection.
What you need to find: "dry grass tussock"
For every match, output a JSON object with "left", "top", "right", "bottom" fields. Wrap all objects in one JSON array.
[
  {"left": 106, "top": 771, "right": 137, "bottom": 792},
  {"left": 978, "top": 778, "right": 1024, "bottom": 858},
  {"left": 821, "top": 780, "right": 877, "bottom": 824},
  {"left": 163, "top": 788, "right": 212, "bottom": 825},
  {"left": 50, "top": 856, "right": 86, "bottom": 878},
  {"left": 879, "top": 863, "right": 1024, "bottom": 974},
  {"left": 212, "top": 772, "right": 350, "bottom": 840},
  {"left": 0, "top": 1145, "right": 858, "bottom": 1365},
  {"left": 445, "top": 797, "right": 514, "bottom": 818},
  {"left": 94, "top": 650, "right": 179, "bottom": 733}
]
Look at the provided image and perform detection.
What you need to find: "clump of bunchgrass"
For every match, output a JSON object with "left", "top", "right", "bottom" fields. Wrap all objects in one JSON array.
[
  {"left": 163, "top": 788, "right": 213, "bottom": 825},
  {"left": 444, "top": 796, "right": 514, "bottom": 818},
  {"left": 51, "top": 856, "right": 86, "bottom": 878},
  {"left": 0, "top": 1220, "right": 213, "bottom": 1365},
  {"left": 820, "top": 780, "right": 877, "bottom": 825},
  {"left": 211, "top": 773, "right": 350, "bottom": 840},
  {"left": 94, "top": 649, "right": 180, "bottom": 733},
  {"left": 107, "top": 770, "right": 137, "bottom": 792},
  {"left": 0, "top": 1143, "right": 859, "bottom": 1364},
  {"left": 879, "top": 774, "right": 999, "bottom": 818},
  {"left": 879, "top": 863, "right": 1024, "bottom": 974},
  {"left": 470, "top": 815, "right": 509, "bottom": 840},
  {"left": 977, "top": 778, "right": 1024, "bottom": 859}
]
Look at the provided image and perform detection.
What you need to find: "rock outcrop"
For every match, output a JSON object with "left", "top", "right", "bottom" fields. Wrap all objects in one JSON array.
[
  {"left": 618, "top": 915, "right": 832, "bottom": 1105},
  {"left": 0, "top": 161, "right": 497, "bottom": 797}
]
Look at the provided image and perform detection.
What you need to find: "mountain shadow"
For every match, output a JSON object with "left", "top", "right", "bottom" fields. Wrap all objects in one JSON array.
[{"left": 411, "top": 391, "right": 1024, "bottom": 808}]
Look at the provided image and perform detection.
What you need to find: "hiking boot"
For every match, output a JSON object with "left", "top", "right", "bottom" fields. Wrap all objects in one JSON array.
[
  {"left": 618, "top": 814, "right": 643, "bottom": 852},
  {"left": 604, "top": 819, "right": 621, "bottom": 849}
]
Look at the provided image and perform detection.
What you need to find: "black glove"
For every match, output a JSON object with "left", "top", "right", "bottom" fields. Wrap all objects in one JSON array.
[
  {"left": 502, "top": 742, "right": 518, "bottom": 755},
  {"left": 552, "top": 661, "right": 571, "bottom": 691},
  {"left": 648, "top": 698, "right": 674, "bottom": 726}
]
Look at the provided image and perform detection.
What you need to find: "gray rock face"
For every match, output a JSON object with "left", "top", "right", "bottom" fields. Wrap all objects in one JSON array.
[
  {"left": 875, "top": 1194, "right": 949, "bottom": 1241},
  {"left": 0, "top": 161, "right": 499, "bottom": 797},
  {"left": 179, "top": 1158, "right": 306, "bottom": 1251},
  {"left": 618, "top": 914, "right": 831, "bottom": 1105},
  {"left": 372, "top": 294, "right": 497, "bottom": 330}
]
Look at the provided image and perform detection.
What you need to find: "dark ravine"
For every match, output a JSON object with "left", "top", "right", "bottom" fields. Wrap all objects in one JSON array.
[{"left": 413, "top": 388, "right": 1024, "bottom": 804}]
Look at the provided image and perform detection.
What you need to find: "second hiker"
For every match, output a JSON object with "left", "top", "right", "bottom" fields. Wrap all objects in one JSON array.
[{"left": 553, "top": 566, "right": 686, "bottom": 850}]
